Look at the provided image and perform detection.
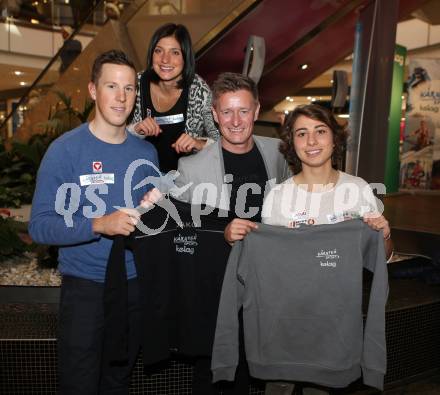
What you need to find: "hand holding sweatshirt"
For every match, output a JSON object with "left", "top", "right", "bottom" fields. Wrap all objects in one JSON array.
[{"left": 211, "top": 220, "right": 388, "bottom": 390}]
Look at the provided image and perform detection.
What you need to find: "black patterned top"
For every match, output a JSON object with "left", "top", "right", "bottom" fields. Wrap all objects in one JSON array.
[{"left": 129, "top": 72, "right": 219, "bottom": 142}]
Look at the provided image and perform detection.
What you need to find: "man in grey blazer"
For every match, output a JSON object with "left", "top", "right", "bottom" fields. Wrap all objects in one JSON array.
[
  {"left": 172, "top": 72, "right": 290, "bottom": 244},
  {"left": 141, "top": 72, "right": 289, "bottom": 395}
]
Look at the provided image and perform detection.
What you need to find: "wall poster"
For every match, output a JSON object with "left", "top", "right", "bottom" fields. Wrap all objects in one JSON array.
[{"left": 400, "top": 58, "right": 440, "bottom": 190}]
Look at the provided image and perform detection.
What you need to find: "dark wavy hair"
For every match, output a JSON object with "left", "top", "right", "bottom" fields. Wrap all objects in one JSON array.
[
  {"left": 145, "top": 23, "right": 195, "bottom": 89},
  {"left": 91, "top": 50, "right": 135, "bottom": 83},
  {"left": 279, "top": 104, "right": 348, "bottom": 174}
]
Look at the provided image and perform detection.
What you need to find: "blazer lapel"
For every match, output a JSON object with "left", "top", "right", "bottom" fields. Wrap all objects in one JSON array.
[
  {"left": 218, "top": 140, "right": 226, "bottom": 177},
  {"left": 215, "top": 139, "right": 230, "bottom": 210},
  {"left": 254, "top": 136, "right": 276, "bottom": 181}
]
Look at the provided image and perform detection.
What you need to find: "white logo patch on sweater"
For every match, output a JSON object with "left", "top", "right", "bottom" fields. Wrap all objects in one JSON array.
[
  {"left": 316, "top": 248, "right": 340, "bottom": 268},
  {"left": 174, "top": 233, "right": 198, "bottom": 255}
]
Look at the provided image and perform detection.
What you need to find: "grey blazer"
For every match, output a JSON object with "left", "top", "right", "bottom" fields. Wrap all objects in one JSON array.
[{"left": 172, "top": 136, "right": 290, "bottom": 211}]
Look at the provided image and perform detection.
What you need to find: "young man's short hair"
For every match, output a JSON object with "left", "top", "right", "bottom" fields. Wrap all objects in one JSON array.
[
  {"left": 91, "top": 50, "right": 136, "bottom": 83},
  {"left": 211, "top": 72, "right": 259, "bottom": 106}
]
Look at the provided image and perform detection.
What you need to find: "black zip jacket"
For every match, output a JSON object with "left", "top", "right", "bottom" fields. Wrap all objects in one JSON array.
[{"left": 103, "top": 198, "right": 231, "bottom": 367}]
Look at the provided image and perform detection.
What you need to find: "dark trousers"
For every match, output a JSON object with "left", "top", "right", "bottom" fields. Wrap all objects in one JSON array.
[
  {"left": 58, "top": 276, "right": 142, "bottom": 395},
  {"left": 192, "top": 311, "right": 250, "bottom": 395}
]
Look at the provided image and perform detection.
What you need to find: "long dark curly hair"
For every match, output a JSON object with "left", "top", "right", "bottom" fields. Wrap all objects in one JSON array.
[{"left": 279, "top": 104, "right": 348, "bottom": 174}]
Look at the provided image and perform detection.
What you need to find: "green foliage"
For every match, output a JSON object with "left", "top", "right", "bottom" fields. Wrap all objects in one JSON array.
[
  {"left": 0, "top": 91, "right": 94, "bottom": 265},
  {"left": 78, "top": 99, "right": 95, "bottom": 123},
  {"left": 0, "top": 134, "right": 54, "bottom": 208},
  {"left": 0, "top": 91, "right": 94, "bottom": 208},
  {"left": 38, "top": 90, "right": 94, "bottom": 135},
  {"left": 0, "top": 216, "right": 33, "bottom": 259}
]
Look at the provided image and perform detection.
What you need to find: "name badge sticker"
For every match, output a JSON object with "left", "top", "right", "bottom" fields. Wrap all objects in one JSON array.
[
  {"left": 79, "top": 173, "right": 115, "bottom": 186},
  {"left": 289, "top": 210, "right": 311, "bottom": 227},
  {"left": 155, "top": 114, "right": 184, "bottom": 125},
  {"left": 327, "top": 212, "right": 344, "bottom": 224},
  {"left": 327, "top": 211, "right": 361, "bottom": 224},
  {"left": 291, "top": 210, "right": 308, "bottom": 222}
]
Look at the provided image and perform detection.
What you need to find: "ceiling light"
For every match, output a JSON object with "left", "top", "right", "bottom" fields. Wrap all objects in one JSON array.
[
  {"left": 338, "top": 114, "right": 349, "bottom": 118},
  {"left": 330, "top": 79, "right": 334, "bottom": 84},
  {"left": 19, "top": 81, "right": 27, "bottom": 86},
  {"left": 311, "top": 97, "right": 316, "bottom": 102},
  {"left": 14, "top": 70, "right": 23, "bottom": 75},
  {"left": 307, "top": 96, "right": 312, "bottom": 100},
  {"left": 284, "top": 110, "right": 289, "bottom": 114},
  {"left": 30, "top": 19, "right": 39, "bottom": 24},
  {"left": 300, "top": 64, "right": 309, "bottom": 70},
  {"left": 286, "top": 96, "right": 291, "bottom": 100}
]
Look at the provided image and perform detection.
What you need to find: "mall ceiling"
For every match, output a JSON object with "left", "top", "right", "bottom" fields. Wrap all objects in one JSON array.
[{"left": 196, "top": 0, "right": 432, "bottom": 111}]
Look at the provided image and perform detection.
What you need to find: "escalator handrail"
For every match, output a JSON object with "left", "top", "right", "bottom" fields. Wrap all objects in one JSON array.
[{"left": 0, "top": 0, "right": 105, "bottom": 132}]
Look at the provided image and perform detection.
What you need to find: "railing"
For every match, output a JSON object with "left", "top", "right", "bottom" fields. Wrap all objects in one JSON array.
[
  {"left": 0, "top": 0, "right": 254, "bottom": 139},
  {"left": 0, "top": 1, "right": 107, "bottom": 138}
]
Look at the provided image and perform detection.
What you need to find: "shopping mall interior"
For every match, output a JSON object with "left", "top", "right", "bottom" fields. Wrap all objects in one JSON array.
[{"left": 0, "top": 0, "right": 439, "bottom": 394}]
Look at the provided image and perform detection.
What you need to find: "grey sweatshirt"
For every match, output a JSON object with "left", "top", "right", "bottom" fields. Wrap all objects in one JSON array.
[{"left": 211, "top": 220, "right": 388, "bottom": 390}]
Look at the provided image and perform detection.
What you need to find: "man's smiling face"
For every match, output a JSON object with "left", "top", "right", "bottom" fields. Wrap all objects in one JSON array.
[{"left": 212, "top": 89, "right": 260, "bottom": 154}]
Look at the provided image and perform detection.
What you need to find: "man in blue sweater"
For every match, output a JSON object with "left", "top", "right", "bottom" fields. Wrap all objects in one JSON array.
[{"left": 29, "top": 50, "right": 159, "bottom": 394}]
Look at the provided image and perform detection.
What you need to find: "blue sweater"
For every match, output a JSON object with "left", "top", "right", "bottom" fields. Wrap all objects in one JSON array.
[{"left": 29, "top": 123, "right": 159, "bottom": 282}]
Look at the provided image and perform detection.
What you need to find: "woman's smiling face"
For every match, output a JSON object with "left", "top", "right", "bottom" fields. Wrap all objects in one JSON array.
[
  {"left": 152, "top": 35, "right": 184, "bottom": 83},
  {"left": 292, "top": 115, "right": 334, "bottom": 171}
]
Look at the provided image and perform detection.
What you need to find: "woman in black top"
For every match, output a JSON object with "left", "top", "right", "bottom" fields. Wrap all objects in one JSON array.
[{"left": 129, "top": 23, "right": 219, "bottom": 172}]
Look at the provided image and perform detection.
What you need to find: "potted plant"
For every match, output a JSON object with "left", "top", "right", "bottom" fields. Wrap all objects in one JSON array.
[{"left": 0, "top": 91, "right": 94, "bottom": 285}]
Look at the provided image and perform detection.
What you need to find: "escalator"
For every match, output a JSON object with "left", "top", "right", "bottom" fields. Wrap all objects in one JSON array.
[
  {"left": 0, "top": 0, "right": 257, "bottom": 141},
  {"left": 0, "top": 0, "right": 106, "bottom": 139}
]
